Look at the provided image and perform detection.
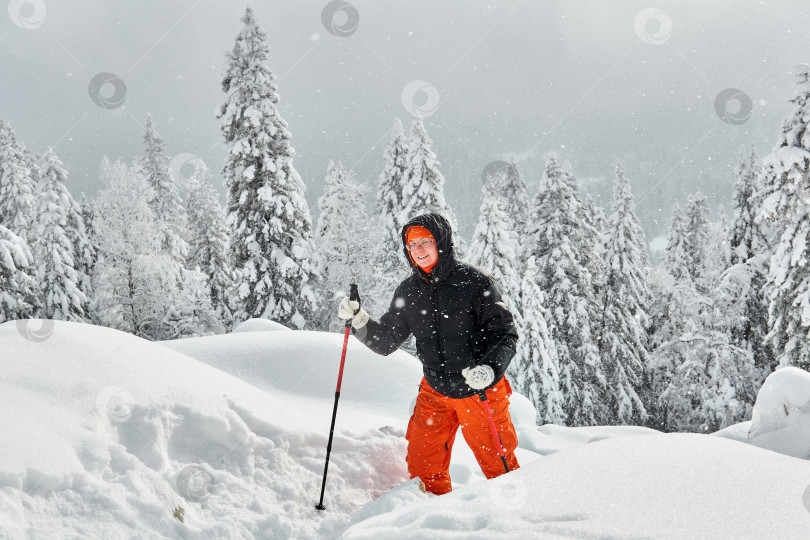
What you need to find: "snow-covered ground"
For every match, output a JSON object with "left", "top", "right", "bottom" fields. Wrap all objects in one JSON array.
[{"left": 2, "top": 320, "right": 810, "bottom": 538}]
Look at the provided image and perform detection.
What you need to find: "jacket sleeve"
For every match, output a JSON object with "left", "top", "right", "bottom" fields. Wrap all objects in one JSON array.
[
  {"left": 472, "top": 275, "right": 519, "bottom": 382},
  {"left": 353, "top": 283, "right": 411, "bottom": 356}
]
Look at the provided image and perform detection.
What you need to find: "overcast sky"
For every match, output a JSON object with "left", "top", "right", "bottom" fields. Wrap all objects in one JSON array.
[{"left": 2, "top": 0, "right": 809, "bottom": 240}]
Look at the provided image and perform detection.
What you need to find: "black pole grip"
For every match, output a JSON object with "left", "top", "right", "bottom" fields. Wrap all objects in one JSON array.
[
  {"left": 349, "top": 283, "right": 359, "bottom": 304},
  {"left": 344, "top": 283, "right": 360, "bottom": 329}
]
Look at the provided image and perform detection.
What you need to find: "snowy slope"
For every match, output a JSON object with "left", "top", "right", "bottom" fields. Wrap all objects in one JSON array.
[
  {"left": 232, "top": 318, "right": 292, "bottom": 333},
  {"left": 0, "top": 321, "right": 417, "bottom": 538},
  {"left": 160, "top": 326, "right": 422, "bottom": 430},
  {"left": 2, "top": 320, "right": 810, "bottom": 539},
  {"left": 341, "top": 433, "right": 810, "bottom": 539}
]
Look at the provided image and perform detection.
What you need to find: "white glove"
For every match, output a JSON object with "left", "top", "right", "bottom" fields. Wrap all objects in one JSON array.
[
  {"left": 462, "top": 365, "right": 495, "bottom": 390},
  {"left": 338, "top": 297, "right": 369, "bottom": 329}
]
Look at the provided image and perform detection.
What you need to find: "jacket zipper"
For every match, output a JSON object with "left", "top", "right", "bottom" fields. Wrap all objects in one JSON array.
[{"left": 429, "top": 281, "right": 447, "bottom": 370}]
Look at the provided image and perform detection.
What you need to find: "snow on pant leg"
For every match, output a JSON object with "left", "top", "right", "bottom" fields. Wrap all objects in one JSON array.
[
  {"left": 405, "top": 378, "right": 459, "bottom": 495},
  {"left": 455, "top": 377, "right": 520, "bottom": 479}
]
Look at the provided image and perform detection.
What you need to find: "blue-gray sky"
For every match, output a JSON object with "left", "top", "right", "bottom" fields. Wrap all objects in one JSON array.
[{"left": 2, "top": 0, "right": 808, "bottom": 240}]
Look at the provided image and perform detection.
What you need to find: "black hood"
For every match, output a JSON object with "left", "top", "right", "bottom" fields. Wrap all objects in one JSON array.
[{"left": 401, "top": 213, "right": 456, "bottom": 280}]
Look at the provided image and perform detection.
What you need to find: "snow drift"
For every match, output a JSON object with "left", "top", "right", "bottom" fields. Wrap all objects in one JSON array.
[
  {"left": 2, "top": 320, "right": 810, "bottom": 539},
  {"left": 341, "top": 433, "right": 810, "bottom": 539},
  {"left": 716, "top": 366, "right": 810, "bottom": 460},
  {"left": 0, "top": 320, "right": 418, "bottom": 538}
]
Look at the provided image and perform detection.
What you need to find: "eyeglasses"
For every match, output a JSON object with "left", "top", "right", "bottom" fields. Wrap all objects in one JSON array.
[{"left": 406, "top": 239, "right": 435, "bottom": 251}]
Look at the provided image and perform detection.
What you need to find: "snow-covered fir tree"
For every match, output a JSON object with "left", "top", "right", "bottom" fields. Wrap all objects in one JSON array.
[
  {"left": 731, "top": 146, "right": 766, "bottom": 265},
  {"left": 91, "top": 159, "right": 216, "bottom": 340},
  {"left": 72, "top": 193, "right": 96, "bottom": 318},
  {"left": 368, "top": 118, "right": 411, "bottom": 320},
  {"left": 0, "top": 120, "right": 37, "bottom": 240},
  {"left": 186, "top": 162, "right": 235, "bottom": 329},
  {"left": 401, "top": 115, "right": 449, "bottom": 220},
  {"left": 218, "top": 7, "right": 319, "bottom": 329},
  {"left": 494, "top": 157, "right": 531, "bottom": 268},
  {"left": 469, "top": 174, "right": 522, "bottom": 317},
  {"left": 648, "top": 202, "right": 697, "bottom": 427},
  {"left": 501, "top": 157, "right": 531, "bottom": 236},
  {"left": 664, "top": 202, "right": 691, "bottom": 282},
  {"left": 657, "top": 247, "right": 759, "bottom": 433},
  {"left": 139, "top": 116, "right": 218, "bottom": 336},
  {"left": 650, "top": 198, "right": 760, "bottom": 431},
  {"left": 314, "top": 161, "right": 371, "bottom": 331},
  {"left": 79, "top": 192, "right": 94, "bottom": 240},
  {"left": 582, "top": 192, "right": 606, "bottom": 304},
  {"left": 765, "top": 197, "right": 810, "bottom": 369},
  {"left": 400, "top": 115, "right": 464, "bottom": 256},
  {"left": 684, "top": 192, "right": 710, "bottom": 287},
  {"left": 758, "top": 64, "right": 810, "bottom": 245},
  {"left": 657, "top": 323, "right": 756, "bottom": 433},
  {"left": 584, "top": 193, "right": 607, "bottom": 235},
  {"left": 0, "top": 224, "right": 35, "bottom": 321},
  {"left": 0, "top": 121, "right": 40, "bottom": 317},
  {"left": 706, "top": 207, "right": 731, "bottom": 283},
  {"left": 528, "top": 154, "right": 607, "bottom": 426},
  {"left": 512, "top": 256, "right": 564, "bottom": 425},
  {"left": 758, "top": 66, "right": 810, "bottom": 370},
  {"left": 723, "top": 147, "right": 773, "bottom": 374},
  {"left": 482, "top": 157, "right": 532, "bottom": 275},
  {"left": 375, "top": 117, "right": 410, "bottom": 272},
  {"left": 728, "top": 253, "right": 774, "bottom": 376},
  {"left": 598, "top": 163, "right": 651, "bottom": 425},
  {"left": 139, "top": 114, "right": 188, "bottom": 262},
  {"left": 644, "top": 272, "right": 677, "bottom": 428},
  {"left": 713, "top": 256, "right": 770, "bottom": 382},
  {"left": 91, "top": 159, "right": 166, "bottom": 335},
  {"left": 649, "top": 203, "right": 696, "bottom": 357},
  {"left": 31, "top": 148, "right": 86, "bottom": 321},
  {"left": 163, "top": 265, "right": 222, "bottom": 339}
]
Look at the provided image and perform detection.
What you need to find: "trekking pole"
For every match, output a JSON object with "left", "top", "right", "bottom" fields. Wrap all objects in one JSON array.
[
  {"left": 315, "top": 283, "right": 359, "bottom": 511},
  {"left": 478, "top": 391, "right": 510, "bottom": 473}
]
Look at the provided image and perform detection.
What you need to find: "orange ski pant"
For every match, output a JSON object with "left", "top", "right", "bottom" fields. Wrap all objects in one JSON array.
[{"left": 405, "top": 376, "right": 520, "bottom": 495}]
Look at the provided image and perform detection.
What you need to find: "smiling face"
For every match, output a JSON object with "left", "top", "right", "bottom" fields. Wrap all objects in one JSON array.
[{"left": 408, "top": 237, "right": 439, "bottom": 270}]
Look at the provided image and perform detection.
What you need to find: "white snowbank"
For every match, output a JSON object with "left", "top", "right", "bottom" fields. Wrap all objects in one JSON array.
[
  {"left": 518, "top": 422, "right": 659, "bottom": 455},
  {"left": 341, "top": 433, "right": 810, "bottom": 539},
  {"left": 3, "top": 320, "right": 810, "bottom": 539},
  {"left": 716, "top": 366, "right": 810, "bottom": 461},
  {"left": 231, "top": 318, "right": 291, "bottom": 333},
  {"left": 509, "top": 391, "right": 659, "bottom": 455},
  {"left": 0, "top": 321, "right": 416, "bottom": 538},
  {"left": 162, "top": 328, "right": 423, "bottom": 429}
]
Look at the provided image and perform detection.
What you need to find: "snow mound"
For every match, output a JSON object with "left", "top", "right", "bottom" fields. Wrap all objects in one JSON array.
[
  {"left": 162, "top": 329, "right": 423, "bottom": 429},
  {"left": 232, "top": 318, "right": 291, "bottom": 333},
  {"left": 517, "top": 423, "right": 659, "bottom": 455},
  {"left": 746, "top": 366, "right": 810, "bottom": 459},
  {"left": 507, "top": 391, "right": 659, "bottom": 455},
  {"left": 715, "top": 366, "right": 810, "bottom": 460},
  {"left": 0, "top": 321, "right": 414, "bottom": 538},
  {"left": 340, "top": 433, "right": 810, "bottom": 539}
]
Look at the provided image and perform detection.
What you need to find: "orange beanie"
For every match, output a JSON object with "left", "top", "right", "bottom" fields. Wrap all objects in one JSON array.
[{"left": 405, "top": 225, "right": 434, "bottom": 245}]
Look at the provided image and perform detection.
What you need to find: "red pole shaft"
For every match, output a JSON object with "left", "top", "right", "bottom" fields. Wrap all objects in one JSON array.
[{"left": 336, "top": 324, "right": 351, "bottom": 392}]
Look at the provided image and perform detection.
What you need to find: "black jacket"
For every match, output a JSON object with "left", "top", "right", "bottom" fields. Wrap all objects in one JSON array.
[{"left": 355, "top": 213, "right": 518, "bottom": 398}]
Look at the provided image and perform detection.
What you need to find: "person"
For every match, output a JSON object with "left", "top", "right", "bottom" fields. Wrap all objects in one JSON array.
[{"left": 337, "top": 212, "right": 520, "bottom": 495}]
